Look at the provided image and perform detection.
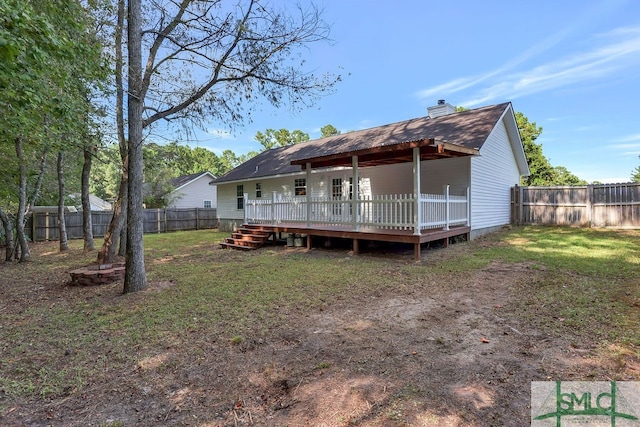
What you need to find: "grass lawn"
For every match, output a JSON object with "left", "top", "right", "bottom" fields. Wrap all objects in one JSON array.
[{"left": 1, "top": 226, "right": 639, "bottom": 426}]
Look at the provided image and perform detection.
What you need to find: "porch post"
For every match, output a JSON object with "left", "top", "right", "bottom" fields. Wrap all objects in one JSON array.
[
  {"left": 443, "top": 185, "right": 450, "bottom": 231},
  {"left": 306, "top": 163, "right": 311, "bottom": 227},
  {"left": 352, "top": 155, "right": 359, "bottom": 231},
  {"left": 466, "top": 187, "right": 471, "bottom": 227},
  {"left": 271, "top": 191, "right": 277, "bottom": 225},
  {"left": 243, "top": 193, "right": 249, "bottom": 224},
  {"left": 413, "top": 147, "right": 421, "bottom": 236}
]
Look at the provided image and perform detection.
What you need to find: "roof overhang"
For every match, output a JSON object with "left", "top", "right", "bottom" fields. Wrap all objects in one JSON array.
[{"left": 290, "top": 138, "right": 479, "bottom": 170}]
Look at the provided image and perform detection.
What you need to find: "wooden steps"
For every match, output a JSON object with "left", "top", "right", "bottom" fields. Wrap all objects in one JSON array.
[{"left": 220, "top": 225, "right": 272, "bottom": 250}]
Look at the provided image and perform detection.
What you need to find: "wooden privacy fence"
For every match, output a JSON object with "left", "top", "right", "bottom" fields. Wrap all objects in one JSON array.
[
  {"left": 511, "top": 183, "right": 640, "bottom": 227},
  {"left": 28, "top": 208, "right": 218, "bottom": 242}
]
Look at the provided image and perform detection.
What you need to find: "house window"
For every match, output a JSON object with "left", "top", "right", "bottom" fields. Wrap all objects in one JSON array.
[
  {"left": 332, "top": 178, "right": 343, "bottom": 199},
  {"left": 203, "top": 200, "right": 212, "bottom": 209},
  {"left": 236, "top": 185, "right": 244, "bottom": 210},
  {"left": 332, "top": 178, "right": 343, "bottom": 215},
  {"left": 294, "top": 178, "right": 306, "bottom": 196},
  {"left": 256, "top": 183, "right": 262, "bottom": 198}
]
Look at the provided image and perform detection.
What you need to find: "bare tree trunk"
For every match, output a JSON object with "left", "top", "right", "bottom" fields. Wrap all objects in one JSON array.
[
  {"left": 97, "top": 166, "right": 127, "bottom": 264},
  {"left": 15, "top": 137, "right": 31, "bottom": 262},
  {"left": 57, "top": 150, "right": 69, "bottom": 251},
  {"left": 124, "top": 0, "right": 147, "bottom": 293},
  {"left": 118, "top": 198, "right": 127, "bottom": 257},
  {"left": 0, "top": 208, "right": 15, "bottom": 262},
  {"left": 81, "top": 146, "right": 95, "bottom": 251},
  {"left": 97, "top": 0, "right": 126, "bottom": 264}
]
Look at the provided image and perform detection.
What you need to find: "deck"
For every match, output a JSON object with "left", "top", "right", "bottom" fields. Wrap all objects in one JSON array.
[{"left": 246, "top": 222, "right": 471, "bottom": 260}]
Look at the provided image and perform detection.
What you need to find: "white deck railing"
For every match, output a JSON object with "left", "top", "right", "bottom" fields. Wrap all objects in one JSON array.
[{"left": 244, "top": 186, "right": 470, "bottom": 234}]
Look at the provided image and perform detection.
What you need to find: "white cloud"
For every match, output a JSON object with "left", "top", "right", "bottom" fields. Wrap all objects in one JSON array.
[
  {"left": 207, "top": 128, "right": 233, "bottom": 139},
  {"left": 613, "top": 133, "right": 640, "bottom": 143},
  {"left": 417, "top": 25, "right": 640, "bottom": 107}
]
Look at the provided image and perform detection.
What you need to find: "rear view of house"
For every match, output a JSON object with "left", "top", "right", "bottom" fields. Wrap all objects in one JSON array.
[{"left": 212, "top": 101, "right": 529, "bottom": 257}]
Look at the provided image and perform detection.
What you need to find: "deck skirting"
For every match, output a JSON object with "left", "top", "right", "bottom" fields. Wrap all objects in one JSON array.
[{"left": 244, "top": 223, "right": 470, "bottom": 260}]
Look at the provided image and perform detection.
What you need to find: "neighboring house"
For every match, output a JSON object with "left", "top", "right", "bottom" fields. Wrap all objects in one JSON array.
[
  {"left": 69, "top": 193, "right": 112, "bottom": 211},
  {"left": 212, "top": 101, "right": 529, "bottom": 256},
  {"left": 167, "top": 171, "right": 217, "bottom": 209}
]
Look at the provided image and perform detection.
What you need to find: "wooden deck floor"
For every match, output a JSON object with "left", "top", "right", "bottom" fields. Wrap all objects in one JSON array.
[{"left": 247, "top": 223, "right": 471, "bottom": 260}]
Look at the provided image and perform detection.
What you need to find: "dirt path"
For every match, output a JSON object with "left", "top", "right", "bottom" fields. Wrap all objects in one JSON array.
[{"left": 2, "top": 252, "right": 625, "bottom": 427}]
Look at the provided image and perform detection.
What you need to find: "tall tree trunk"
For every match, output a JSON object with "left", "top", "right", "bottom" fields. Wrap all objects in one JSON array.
[
  {"left": 81, "top": 146, "right": 95, "bottom": 251},
  {"left": 118, "top": 198, "right": 127, "bottom": 257},
  {"left": 15, "top": 137, "right": 30, "bottom": 262},
  {"left": 57, "top": 150, "right": 69, "bottom": 251},
  {"left": 97, "top": 0, "right": 126, "bottom": 264},
  {"left": 124, "top": 0, "right": 147, "bottom": 293},
  {"left": 0, "top": 208, "right": 15, "bottom": 261}
]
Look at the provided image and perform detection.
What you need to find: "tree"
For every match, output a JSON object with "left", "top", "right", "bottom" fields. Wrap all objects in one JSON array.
[
  {"left": 118, "top": 0, "right": 338, "bottom": 292},
  {"left": 553, "top": 166, "right": 587, "bottom": 186},
  {"left": 515, "top": 112, "right": 586, "bottom": 186},
  {"left": 516, "top": 112, "right": 554, "bottom": 186},
  {"left": 631, "top": 164, "right": 640, "bottom": 183},
  {"left": 320, "top": 124, "right": 341, "bottom": 137},
  {"left": 0, "top": 0, "right": 106, "bottom": 261},
  {"left": 255, "top": 128, "right": 310, "bottom": 151}
]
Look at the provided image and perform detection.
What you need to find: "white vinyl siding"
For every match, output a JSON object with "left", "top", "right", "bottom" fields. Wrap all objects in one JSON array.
[
  {"left": 470, "top": 118, "right": 521, "bottom": 232},
  {"left": 168, "top": 174, "right": 217, "bottom": 209}
]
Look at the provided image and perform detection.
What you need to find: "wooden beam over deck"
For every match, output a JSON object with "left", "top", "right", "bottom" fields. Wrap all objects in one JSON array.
[{"left": 290, "top": 139, "right": 479, "bottom": 170}]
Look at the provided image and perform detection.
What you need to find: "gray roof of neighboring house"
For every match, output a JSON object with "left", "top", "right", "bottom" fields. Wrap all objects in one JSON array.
[
  {"left": 213, "top": 102, "right": 512, "bottom": 184},
  {"left": 171, "top": 172, "right": 216, "bottom": 190}
]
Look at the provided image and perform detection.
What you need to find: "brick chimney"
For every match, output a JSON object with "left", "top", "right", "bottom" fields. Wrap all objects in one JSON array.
[{"left": 427, "top": 99, "right": 455, "bottom": 118}]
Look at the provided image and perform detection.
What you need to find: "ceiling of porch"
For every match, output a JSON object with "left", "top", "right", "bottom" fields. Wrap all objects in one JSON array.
[{"left": 290, "top": 138, "right": 479, "bottom": 170}]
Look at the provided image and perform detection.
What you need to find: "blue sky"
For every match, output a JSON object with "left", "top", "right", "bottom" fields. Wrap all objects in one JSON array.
[{"left": 183, "top": 0, "right": 640, "bottom": 183}]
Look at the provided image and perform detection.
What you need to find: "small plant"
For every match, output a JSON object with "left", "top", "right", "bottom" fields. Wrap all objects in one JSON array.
[
  {"left": 230, "top": 335, "right": 243, "bottom": 345},
  {"left": 315, "top": 361, "right": 330, "bottom": 370}
]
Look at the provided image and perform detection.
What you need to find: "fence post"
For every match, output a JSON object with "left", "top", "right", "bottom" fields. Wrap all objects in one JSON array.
[
  {"left": 271, "top": 191, "right": 277, "bottom": 225},
  {"left": 196, "top": 208, "right": 200, "bottom": 230},
  {"left": 45, "top": 212, "right": 50, "bottom": 241},
  {"left": 32, "top": 212, "right": 37, "bottom": 242},
  {"left": 586, "top": 184, "right": 593, "bottom": 227},
  {"left": 444, "top": 185, "right": 450, "bottom": 231}
]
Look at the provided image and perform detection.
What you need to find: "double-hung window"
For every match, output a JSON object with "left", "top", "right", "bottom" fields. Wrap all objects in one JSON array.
[
  {"left": 236, "top": 185, "right": 244, "bottom": 210},
  {"left": 294, "top": 178, "right": 306, "bottom": 196}
]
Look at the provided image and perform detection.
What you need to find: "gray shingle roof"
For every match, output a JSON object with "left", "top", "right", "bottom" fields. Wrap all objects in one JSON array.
[
  {"left": 213, "top": 102, "right": 511, "bottom": 184},
  {"left": 171, "top": 172, "right": 214, "bottom": 189}
]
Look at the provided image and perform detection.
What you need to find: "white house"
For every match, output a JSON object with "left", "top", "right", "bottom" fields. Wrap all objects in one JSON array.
[
  {"left": 212, "top": 101, "right": 529, "bottom": 257},
  {"left": 66, "top": 193, "right": 113, "bottom": 211},
  {"left": 167, "top": 171, "right": 217, "bottom": 209}
]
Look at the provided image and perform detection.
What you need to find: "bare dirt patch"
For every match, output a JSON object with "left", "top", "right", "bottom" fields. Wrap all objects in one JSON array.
[{"left": 1, "top": 241, "right": 638, "bottom": 427}]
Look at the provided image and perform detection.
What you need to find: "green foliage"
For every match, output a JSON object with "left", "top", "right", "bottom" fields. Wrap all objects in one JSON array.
[
  {"left": 91, "top": 141, "right": 250, "bottom": 203},
  {"left": 631, "top": 164, "right": 640, "bottom": 183},
  {"left": 553, "top": 166, "right": 587, "bottom": 186},
  {"left": 254, "top": 128, "right": 310, "bottom": 151},
  {"left": 516, "top": 112, "right": 585, "bottom": 186},
  {"left": 0, "top": 0, "right": 107, "bottom": 212},
  {"left": 320, "top": 124, "right": 340, "bottom": 137}
]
